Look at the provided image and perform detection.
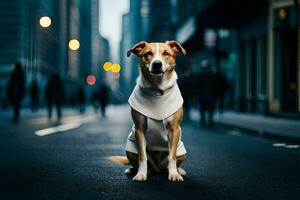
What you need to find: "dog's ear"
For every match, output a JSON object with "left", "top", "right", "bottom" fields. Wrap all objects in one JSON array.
[
  {"left": 127, "top": 41, "right": 147, "bottom": 57},
  {"left": 166, "top": 40, "right": 186, "bottom": 56}
]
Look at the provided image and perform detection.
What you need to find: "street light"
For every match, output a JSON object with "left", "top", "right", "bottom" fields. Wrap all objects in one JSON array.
[
  {"left": 39, "top": 16, "right": 52, "bottom": 28},
  {"left": 68, "top": 39, "right": 80, "bottom": 50}
]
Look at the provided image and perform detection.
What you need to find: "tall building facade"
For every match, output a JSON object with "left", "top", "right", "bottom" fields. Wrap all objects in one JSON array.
[
  {"left": 120, "top": 0, "right": 176, "bottom": 94},
  {"left": 78, "top": 0, "right": 92, "bottom": 84},
  {"left": 147, "top": 0, "right": 174, "bottom": 41},
  {"left": 0, "top": 0, "right": 71, "bottom": 98},
  {"left": 79, "top": 0, "right": 107, "bottom": 85},
  {"left": 174, "top": 0, "right": 300, "bottom": 116},
  {"left": 119, "top": 0, "right": 142, "bottom": 93},
  {"left": 0, "top": 0, "right": 107, "bottom": 105},
  {"left": 120, "top": 13, "right": 131, "bottom": 94}
]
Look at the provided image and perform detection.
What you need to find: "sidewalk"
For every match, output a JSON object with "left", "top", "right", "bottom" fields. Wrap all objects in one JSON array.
[
  {"left": 188, "top": 108, "right": 300, "bottom": 142},
  {"left": 215, "top": 112, "right": 300, "bottom": 142}
]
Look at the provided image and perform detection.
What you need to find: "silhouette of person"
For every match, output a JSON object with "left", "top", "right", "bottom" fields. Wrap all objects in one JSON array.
[
  {"left": 178, "top": 70, "right": 195, "bottom": 120},
  {"left": 0, "top": 84, "right": 4, "bottom": 110},
  {"left": 77, "top": 85, "right": 86, "bottom": 114},
  {"left": 197, "top": 60, "right": 218, "bottom": 127},
  {"left": 7, "top": 62, "right": 25, "bottom": 123},
  {"left": 29, "top": 79, "right": 39, "bottom": 112},
  {"left": 98, "top": 84, "right": 109, "bottom": 117},
  {"left": 216, "top": 71, "right": 228, "bottom": 114},
  {"left": 91, "top": 90, "right": 99, "bottom": 112},
  {"left": 45, "top": 72, "right": 64, "bottom": 120}
]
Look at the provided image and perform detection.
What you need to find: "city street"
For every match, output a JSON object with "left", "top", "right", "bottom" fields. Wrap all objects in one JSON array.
[{"left": 0, "top": 106, "right": 299, "bottom": 200}]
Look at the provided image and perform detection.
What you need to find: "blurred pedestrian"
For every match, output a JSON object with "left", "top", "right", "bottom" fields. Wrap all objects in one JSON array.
[
  {"left": 29, "top": 79, "right": 39, "bottom": 112},
  {"left": 69, "top": 93, "right": 77, "bottom": 110},
  {"left": 178, "top": 70, "right": 195, "bottom": 120},
  {"left": 0, "top": 83, "right": 4, "bottom": 110},
  {"left": 216, "top": 71, "right": 228, "bottom": 114},
  {"left": 77, "top": 85, "right": 86, "bottom": 114},
  {"left": 7, "top": 62, "right": 25, "bottom": 123},
  {"left": 98, "top": 84, "right": 109, "bottom": 117},
  {"left": 45, "top": 72, "right": 64, "bottom": 120},
  {"left": 197, "top": 60, "right": 218, "bottom": 127},
  {"left": 92, "top": 90, "right": 99, "bottom": 112}
]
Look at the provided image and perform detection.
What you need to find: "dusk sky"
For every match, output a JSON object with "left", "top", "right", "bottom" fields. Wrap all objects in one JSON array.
[{"left": 100, "top": 0, "right": 129, "bottom": 63}]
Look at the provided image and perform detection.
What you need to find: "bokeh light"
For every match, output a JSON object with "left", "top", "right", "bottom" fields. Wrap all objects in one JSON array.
[
  {"left": 103, "top": 62, "right": 112, "bottom": 71},
  {"left": 39, "top": 16, "right": 52, "bottom": 28},
  {"left": 68, "top": 39, "right": 80, "bottom": 50},
  {"left": 278, "top": 8, "right": 287, "bottom": 21},
  {"left": 111, "top": 64, "right": 121, "bottom": 73},
  {"left": 86, "top": 75, "right": 96, "bottom": 85},
  {"left": 112, "top": 72, "right": 120, "bottom": 79}
]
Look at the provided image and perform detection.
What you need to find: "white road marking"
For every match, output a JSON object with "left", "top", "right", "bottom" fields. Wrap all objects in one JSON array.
[
  {"left": 284, "top": 145, "right": 299, "bottom": 149},
  {"left": 272, "top": 143, "right": 299, "bottom": 149},
  {"left": 35, "top": 122, "right": 81, "bottom": 136},
  {"left": 35, "top": 114, "right": 97, "bottom": 137},
  {"left": 272, "top": 143, "right": 286, "bottom": 147}
]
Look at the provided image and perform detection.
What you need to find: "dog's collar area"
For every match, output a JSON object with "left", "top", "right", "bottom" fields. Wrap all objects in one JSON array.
[
  {"left": 140, "top": 87, "right": 165, "bottom": 96},
  {"left": 139, "top": 86, "right": 174, "bottom": 97},
  {"left": 153, "top": 89, "right": 164, "bottom": 96}
]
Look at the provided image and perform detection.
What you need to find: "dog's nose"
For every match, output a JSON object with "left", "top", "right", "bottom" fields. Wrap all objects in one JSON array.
[{"left": 152, "top": 60, "right": 162, "bottom": 69}]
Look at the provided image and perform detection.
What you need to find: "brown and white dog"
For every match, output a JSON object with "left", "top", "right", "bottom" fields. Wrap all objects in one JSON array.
[
  {"left": 107, "top": 41, "right": 186, "bottom": 182},
  {"left": 124, "top": 41, "right": 187, "bottom": 182}
]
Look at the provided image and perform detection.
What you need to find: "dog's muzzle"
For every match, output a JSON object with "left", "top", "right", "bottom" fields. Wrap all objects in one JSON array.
[{"left": 150, "top": 60, "right": 164, "bottom": 74}]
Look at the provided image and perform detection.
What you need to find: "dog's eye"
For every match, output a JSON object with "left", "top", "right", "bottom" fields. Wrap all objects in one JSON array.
[
  {"left": 163, "top": 51, "right": 171, "bottom": 56},
  {"left": 143, "top": 51, "right": 152, "bottom": 58}
]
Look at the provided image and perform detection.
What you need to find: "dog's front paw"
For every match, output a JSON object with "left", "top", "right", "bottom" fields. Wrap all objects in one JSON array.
[
  {"left": 133, "top": 172, "right": 147, "bottom": 181},
  {"left": 168, "top": 170, "right": 184, "bottom": 182},
  {"left": 177, "top": 167, "right": 186, "bottom": 176}
]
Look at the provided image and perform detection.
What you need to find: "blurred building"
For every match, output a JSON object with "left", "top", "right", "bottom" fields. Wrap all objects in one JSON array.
[
  {"left": 120, "top": 0, "right": 177, "bottom": 94},
  {"left": 67, "top": 0, "right": 80, "bottom": 82},
  {"left": 119, "top": 0, "right": 141, "bottom": 94},
  {"left": 0, "top": 0, "right": 108, "bottom": 105},
  {"left": 120, "top": 13, "right": 131, "bottom": 94},
  {"left": 147, "top": 0, "right": 175, "bottom": 41},
  {"left": 78, "top": 0, "right": 92, "bottom": 84},
  {"left": 79, "top": 0, "right": 109, "bottom": 93},
  {"left": 175, "top": 0, "right": 300, "bottom": 116},
  {"left": 0, "top": 0, "right": 63, "bottom": 84},
  {"left": 0, "top": 0, "right": 26, "bottom": 87},
  {"left": 90, "top": 0, "right": 103, "bottom": 77},
  {"left": 0, "top": 0, "right": 71, "bottom": 107}
]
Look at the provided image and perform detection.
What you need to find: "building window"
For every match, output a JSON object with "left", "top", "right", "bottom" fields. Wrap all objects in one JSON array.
[{"left": 256, "top": 36, "right": 267, "bottom": 98}]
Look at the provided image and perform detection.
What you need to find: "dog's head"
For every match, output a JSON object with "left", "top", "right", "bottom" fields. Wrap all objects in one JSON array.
[{"left": 127, "top": 41, "right": 186, "bottom": 78}]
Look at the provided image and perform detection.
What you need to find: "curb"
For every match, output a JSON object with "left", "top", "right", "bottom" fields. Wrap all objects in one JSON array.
[{"left": 217, "top": 121, "right": 300, "bottom": 143}]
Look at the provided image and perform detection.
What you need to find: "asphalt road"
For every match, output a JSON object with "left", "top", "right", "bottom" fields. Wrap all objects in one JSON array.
[{"left": 0, "top": 106, "right": 299, "bottom": 200}]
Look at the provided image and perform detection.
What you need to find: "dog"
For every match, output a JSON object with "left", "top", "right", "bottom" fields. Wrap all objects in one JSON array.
[{"left": 107, "top": 41, "right": 187, "bottom": 182}]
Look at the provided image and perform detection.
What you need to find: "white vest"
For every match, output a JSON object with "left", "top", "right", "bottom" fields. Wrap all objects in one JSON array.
[
  {"left": 128, "top": 77, "right": 184, "bottom": 120},
  {"left": 126, "top": 73, "right": 186, "bottom": 156}
]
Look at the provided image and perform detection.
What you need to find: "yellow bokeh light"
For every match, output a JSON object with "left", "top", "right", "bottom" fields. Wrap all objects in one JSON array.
[
  {"left": 103, "top": 62, "right": 112, "bottom": 71},
  {"left": 39, "top": 16, "right": 52, "bottom": 28},
  {"left": 68, "top": 39, "right": 80, "bottom": 50},
  {"left": 278, "top": 8, "right": 287, "bottom": 21},
  {"left": 111, "top": 64, "right": 121, "bottom": 73}
]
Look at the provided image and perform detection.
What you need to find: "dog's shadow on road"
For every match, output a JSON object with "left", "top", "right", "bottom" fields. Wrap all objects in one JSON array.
[{"left": 123, "top": 171, "right": 221, "bottom": 199}]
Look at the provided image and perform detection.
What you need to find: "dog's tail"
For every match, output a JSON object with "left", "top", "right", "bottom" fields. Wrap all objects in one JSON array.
[{"left": 105, "top": 156, "right": 130, "bottom": 165}]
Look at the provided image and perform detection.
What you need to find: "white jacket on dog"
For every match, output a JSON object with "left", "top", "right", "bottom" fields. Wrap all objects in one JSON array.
[{"left": 125, "top": 73, "right": 186, "bottom": 156}]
